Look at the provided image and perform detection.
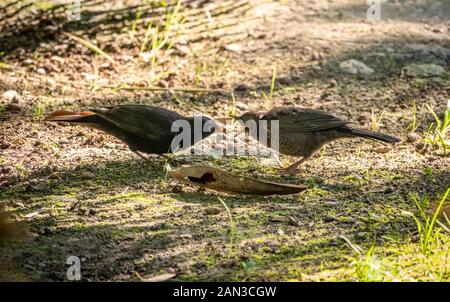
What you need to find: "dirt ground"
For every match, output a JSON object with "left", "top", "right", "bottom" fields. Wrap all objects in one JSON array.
[{"left": 0, "top": 0, "right": 449, "bottom": 281}]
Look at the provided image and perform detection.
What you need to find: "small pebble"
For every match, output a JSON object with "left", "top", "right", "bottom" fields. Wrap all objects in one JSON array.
[
  {"left": 236, "top": 102, "right": 249, "bottom": 110},
  {"left": 42, "top": 226, "right": 55, "bottom": 235},
  {"left": 37, "top": 68, "right": 46, "bottom": 75},
  {"left": 80, "top": 171, "right": 95, "bottom": 179},
  {"left": 234, "top": 84, "right": 250, "bottom": 92},
  {"left": 205, "top": 207, "right": 221, "bottom": 215},
  {"left": 277, "top": 77, "right": 293, "bottom": 85},
  {"left": 415, "top": 142, "right": 428, "bottom": 154},
  {"left": 375, "top": 146, "right": 391, "bottom": 154},
  {"left": 2, "top": 90, "right": 20, "bottom": 102},
  {"left": 323, "top": 201, "right": 339, "bottom": 207},
  {"left": 406, "top": 132, "right": 420, "bottom": 142},
  {"left": 6, "top": 103, "right": 23, "bottom": 112},
  {"left": 324, "top": 216, "right": 336, "bottom": 222},
  {"left": 223, "top": 43, "right": 242, "bottom": 53}
]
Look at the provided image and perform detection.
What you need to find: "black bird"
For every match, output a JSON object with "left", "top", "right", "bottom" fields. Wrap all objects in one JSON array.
[
  {"left": 45, "top": 105, "right": 219, "bottom": 161},
  {"left": 236, "top": 106, "right": 400, "bottom": 175}
]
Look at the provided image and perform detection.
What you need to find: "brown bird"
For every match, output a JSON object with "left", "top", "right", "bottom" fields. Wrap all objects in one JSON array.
[
  {"left": 235, "top": 107, "right": 400, "bottom": 175},
  {"left": 44, "top": 105, "right": 219, "bottom": 161}
]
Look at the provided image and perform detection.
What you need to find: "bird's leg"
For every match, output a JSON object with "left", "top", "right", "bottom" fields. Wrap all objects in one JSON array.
[
  {"left": 278, "top": 156, "right": 310, "bottom": 175},
  {"left": 132, "top": 150, "right": 153, "bottom": 163}
]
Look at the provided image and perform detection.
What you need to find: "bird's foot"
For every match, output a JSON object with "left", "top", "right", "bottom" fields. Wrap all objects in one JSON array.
[{"left": 133, "top": 151, "right": 154, "bottom": 164}]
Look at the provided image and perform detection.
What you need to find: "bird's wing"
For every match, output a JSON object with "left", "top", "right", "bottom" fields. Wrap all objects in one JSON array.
[
  {"left": 91, "top": 105, "right": 183, "bottom": 140},
  {"left": 264, "top": 107, "right": 349, "bottom": 132}
]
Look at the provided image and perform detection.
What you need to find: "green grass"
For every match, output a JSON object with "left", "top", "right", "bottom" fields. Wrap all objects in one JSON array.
[
  {"left": 218, "top": 197, "right": 237, "bottom": 259},
  {"left": 406, "top": 99, "right": 418, "bottom": 133},
  {"left": 261, "top": 63, "right": 277, "bottom": 106},
  {"left": 139, "top": 0, "right": 184, "bottom": 68},
  {"left": 403, "top": 189, "right": 450, "bottom": 257},
  {"left": 341, "top": 236, "right": 385, "bottom": 282},
  {"left": 423, "top": 103, "right": 450, "bottom": 154}
]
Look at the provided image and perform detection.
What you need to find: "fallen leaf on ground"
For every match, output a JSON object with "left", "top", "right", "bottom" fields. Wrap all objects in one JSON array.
[
  {"left": 169, "top": 165, "right": 307, "bottom": 195},
  {"left": 140, "top": 273, "right": 177, "bottom": 282}
]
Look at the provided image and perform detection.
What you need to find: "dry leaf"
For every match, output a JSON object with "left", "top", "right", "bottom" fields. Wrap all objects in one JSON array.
[
  {"left": 24, "top": 209, "right": 43, "bottom": 219},
  {"left": 169, "top": 165, "right": 307, "bottom": 195},
  {"left": 142, "top": 273, "right": 177, "bottom": 282}
]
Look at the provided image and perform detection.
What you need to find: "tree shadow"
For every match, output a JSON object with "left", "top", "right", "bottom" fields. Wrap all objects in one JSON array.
[
  {"left": 2, "top": 158, "right": 166, "bottom": 206},
  {"left": 4, "top": 161, "right": 446, "bottom": 280},
  {"left": 0, "top": 0, "right": 252, "bottom": 56}
]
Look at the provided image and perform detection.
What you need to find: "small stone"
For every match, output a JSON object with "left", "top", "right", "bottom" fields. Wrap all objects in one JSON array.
[
  {"left": 0, "top": 142, "right": 11, "bottom": 149},
  {"left": 415, "top": 142, "right": 428, "bottom": 154},
  {"left": 324, "top": 201, "right": 339, "bottom": 207},
  {"left": 136, "top": 203, "right": 148, "bottom": 210},
  {"left": 2, "top": 90, "right": 20, "bottom": 102},
  {"left": 99, "top": 62, "right": 111, "bottom": 70},
  {"left": 329, "top": 240, "right": 339, "bottom": 247},
  {"left": 77, "top": 207, "right": 90, "bottom": 216},
  {"left": 6, "top": 103, "right": 23, "bottom": 112},
  {"left": 324, "top": 216, "right": 336, "bottom": 222},
  {"left": 339, "top": 59, "right": 374, "bottom": 75},
  {"left": 406, "top": 132, "right": 420, "bottom": 142},
  {"left": 236, "top": 102, "right": 249, "bottom": 111},
  {"left": 171, "top": 183, "right": 183, "bottom": 193},
  {"left": 234, "top": 84, "right": 250, "bottom": 92},
  {"left": 14, "top": 202, "right": 25, "bottom": 209},
  {"left": 80, "top": 171, "right": 95, "bottom": 179},
  {"left": 277, "top": 229, "right": 285, "bottom": 236},
  {"left": 329, "top": 79, "right": 338, "bottom": 87},
  {"left": 311, "top": 51, "right": 323, "bottom": 61},
  {"left": 42, "top": 226, "right": 55, "bottom": 235},
  {"left": 405, "top": 63, "right": 446, "bottom": 77},
  {"left": 50, "top": 56, "right": 65, "bottom": 64},
  {"left": 223, "top": 43, "right": 242, "bottom": 53},
  {"left": 277, "top": 77, "right": 293, "bottom": 85},
  {"left": 37, "top": 68, "right": 46, "bottom": 75},
  {"left": 23, "top": 58, "right": 34, "bottom": 65},
  {"left": 173, "top": 45, "right": 190, "bottom": 56},
  {"left": 269, "top": 216, "right": 286, "bottom": 223},
  {"left": 205, "top": 207, "right": 221, "bottom": 215},
  {"left": 343, "top": 218, "right": 356, "bottom": 224},
  {"left": 374, "top": 146, "right": 391, "bottom": 154},
  {"left": 288, "top": 216, "right": 302, "bottom": 226},
  {"left": 384, "top": 187, "right": 395, "bottom": 194}
]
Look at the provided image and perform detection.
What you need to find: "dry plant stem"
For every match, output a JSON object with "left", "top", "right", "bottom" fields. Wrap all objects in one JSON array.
[{"left": 104, "top": 85, "right": 227, "bottom": 94}]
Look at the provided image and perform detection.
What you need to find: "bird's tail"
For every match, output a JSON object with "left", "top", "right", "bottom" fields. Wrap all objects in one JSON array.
[
  {"left": 340, "top": 127, "right": 400, "bottom": 144},
  {"left": 44, "top": 110, "right": 98, "bottom": 123}
]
